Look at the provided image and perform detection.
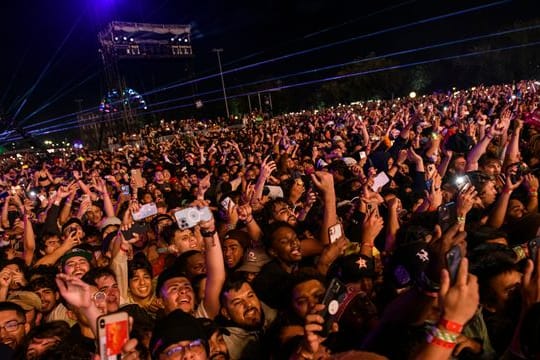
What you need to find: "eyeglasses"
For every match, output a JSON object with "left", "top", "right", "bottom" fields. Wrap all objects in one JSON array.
[
  {"left": 0, "top": 320, "right": 25, "bottom": 333},
  {"left": 165, "top": 339, "right": 205, "bottom": 358},
  {"left": 92, "top": 291, "right": 106, "bottom": 303}
]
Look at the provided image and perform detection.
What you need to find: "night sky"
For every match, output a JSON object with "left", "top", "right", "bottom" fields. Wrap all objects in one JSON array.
[{"left": 1, "top": 0, "right": 539, "bottom": 133}]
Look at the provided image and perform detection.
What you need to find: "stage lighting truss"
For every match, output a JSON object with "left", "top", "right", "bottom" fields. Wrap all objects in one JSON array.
[{"left": 99, "top": 21, "right": 193, "bottom": 59}]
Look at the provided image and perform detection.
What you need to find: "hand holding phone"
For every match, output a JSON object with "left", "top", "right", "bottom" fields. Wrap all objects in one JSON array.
[
  {"left": 97, "top": 312, "right": 129, "bottom": 359},
  {"left": 328, "top": 223, "right": 344, "bottom": 244},
  {"left": 317, "top": 278, "right": 346, "bottom": 337}
]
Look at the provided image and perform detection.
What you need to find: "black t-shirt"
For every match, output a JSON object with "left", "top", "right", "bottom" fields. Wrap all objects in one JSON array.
[
  {"left": 251, "top": 260, "right": 294, "bottom": 310},
  {"left": 69, "top": 324, "right": 96, "bottom": 355}
]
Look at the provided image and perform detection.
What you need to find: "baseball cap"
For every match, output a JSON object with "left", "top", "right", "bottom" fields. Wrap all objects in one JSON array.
[
  {"left": 61, "top": 218, "right": 83, "bottom": 234},
  {"left": 60, "top": 247, "right": 93, "bottom": 267},
  {"left": 99, "top": 216, "right": 121, "bottom": 232},
  {"left": 197, "top": 318, "right": 230, "bottom": 339},
  {"left": 327, "top": 254, "right": 375, "bottom": 283},
  {"left": 223, "top": 230, "right": 251, "bottom": 250},
  {"left": 236, "top": 248, "right": 271, "bottom": 273},
  {"left": 150, "top": 310, "right": 207, "bottom": 359},
  {"left": 7, "top": 291, "right": 42, "bottom": 311}
]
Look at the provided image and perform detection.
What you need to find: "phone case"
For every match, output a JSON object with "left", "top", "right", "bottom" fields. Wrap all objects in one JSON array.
[
  {"left": 132, "top": 203, "right": 157, "bottom": 221},
  {"left": 328, "top": 223, "right": 343, "bottom": 243},
  {"left": 446, "top": 245, "right": 462, "bottom": 284},
  {"left": 97, "top": 312, "right": 129, "bottom": 360},
  {"left": 318, "top": 278, "right": 346, "bottom": 337}
]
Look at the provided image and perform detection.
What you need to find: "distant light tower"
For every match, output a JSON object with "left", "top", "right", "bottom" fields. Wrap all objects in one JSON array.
[{"left": 212, "top": 48, "right": 230, "bottom": 119}]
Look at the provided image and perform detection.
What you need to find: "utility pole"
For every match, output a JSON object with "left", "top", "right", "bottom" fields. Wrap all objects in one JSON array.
[{"left": 212, "top": 48, "right": 230, "bottom": 119}]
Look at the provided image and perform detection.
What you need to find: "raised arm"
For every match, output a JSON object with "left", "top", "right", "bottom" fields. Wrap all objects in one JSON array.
[
  {"left": 310, "top": 171, "right": 337, "bottom": 246},
  {"left": 466, "top": 120, "right": 504, "bottom": 171},
  {"left": 94, "top": 177, "right": 115, "bottom": 218},
  {"left": 23, "top": 207, "right": 36, "bottom": 266},
  {"left": 487, "top": 174, "right": 522, "bottom": 229},
  {"left": 200, "top": 214, "right": 226, "bottom": 319}
]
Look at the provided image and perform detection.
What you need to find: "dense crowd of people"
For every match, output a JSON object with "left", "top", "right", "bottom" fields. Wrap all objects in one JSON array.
[{"left": 1, "top": 80, "right": 540, "bottom": 359}]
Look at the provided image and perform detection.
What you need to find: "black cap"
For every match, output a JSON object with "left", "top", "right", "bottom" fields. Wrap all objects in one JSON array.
[{"left": 150, "top": 310, "right": 207, "bottom": 359}]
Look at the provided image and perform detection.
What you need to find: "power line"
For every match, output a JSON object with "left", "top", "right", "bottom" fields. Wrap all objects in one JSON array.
[
  {"left": 20, "top": 39, "right": 540, "bottom": 140},
  {"left": 20, "top": 1, "right": 510, "bottom": 131}
]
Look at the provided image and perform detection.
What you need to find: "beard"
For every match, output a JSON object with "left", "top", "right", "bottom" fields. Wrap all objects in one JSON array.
[{"left": 210, "top": 352, "right": 229, "bottom": 360}]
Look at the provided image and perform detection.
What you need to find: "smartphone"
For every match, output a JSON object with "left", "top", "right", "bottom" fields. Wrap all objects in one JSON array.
[
  {"left": 130, "top": 169, "right": 143, "bottom": 185},
  {"left": 220, "top": 197, "right": 234, "bottom": 210},
  {"left": 454, "top": 175, "right": 471, "bottom": 192},
  {"left": 174, "top": 207, "right": 213, "bottom": 230},
  {"left": 121, "top": 184, "right": 130, "bottom": 195},
  {"left": 372, "top": 172, "right": 390, "bottom": 192},
  {"left": 328, "top": 223, "right": 343, "bottom": 244},
  {"left": 438, "top": 202, "right": 456, "bottom": 233},
  {"left": 132, "top": 203, "right": 158, "bottom": 221},
  {"left": 528, "top": 237, "right": 539, "bottom": 263},
  {"left": 265, "top": 185, "right": 284, "bottom": 199},
  {"left": 121, "top": 222, "right": 148, "bottom": 240},
  {"left": 318, "top": 278, "right": 346, "bottom": 337},
  {"left": 446, "top": 245, "right": 462, "bottom": 284},
  {"left": 97, "top": 311, "right": 129, "bottom": 360},
  {"left": 359, "top": 151, "right": 367, "bottom": 160}
]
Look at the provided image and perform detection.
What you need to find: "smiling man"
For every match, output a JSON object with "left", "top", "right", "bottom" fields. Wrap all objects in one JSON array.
[
  {"left": 252, "top": 221, "right": 303, "bottom": 309},
  {"left": 60, "top": 247, "right": 92, "bottom": 279},
  {"left": 0, "top": 301, "right": 29, "bottom": 351},
  {"left": 219, "top": 279, "right": 276, "bottom": 360}
]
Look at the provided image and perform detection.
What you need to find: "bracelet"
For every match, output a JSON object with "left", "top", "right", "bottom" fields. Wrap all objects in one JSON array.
[
  {"left": 200, "top": 229, "right": 217, "bottom": 238},
  {"left": 361, "top": 243, "right": 374, "bottom": 248},
  {"left": 245, "top": 216, "right": 254, "bottom": 224},
  {"left": 226, "top": 223, "right": 236, "bottom": 231},
  {"left": 427, "top": 336, "right": 456, "bottom": 349},
  {"left": 439, "top": 318, "right": 464, "bottom": 333},
  {"left": 456, "top": 216, "right": 466, "bottom": 224},
  {"left": 530, "top": 192, "right": 538, "bottom": 197},
  {"left": 429, "top": 326, "right": 459, "bottom": 342},
  {"left": 486, "top": 133, "right": 494, "bottom": 140},
  {"left": 503, "top": 188, "right": 513, "bottom": 194},
  {"left": 120, "top": 245, "right": 130, "bottom": 253}
]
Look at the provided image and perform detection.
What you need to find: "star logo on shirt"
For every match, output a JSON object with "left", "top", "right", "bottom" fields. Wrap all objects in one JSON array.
[{"left": 356, "top": 258, "right": 367, "bottom": 269}]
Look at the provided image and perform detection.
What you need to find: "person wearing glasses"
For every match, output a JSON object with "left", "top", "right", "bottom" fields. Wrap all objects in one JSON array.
[
  {"left": 0, "top": 301, "right": 29, "bottom": 351},
  {"left": 150, "top": 309, "right": 209, "bottom": 360}
]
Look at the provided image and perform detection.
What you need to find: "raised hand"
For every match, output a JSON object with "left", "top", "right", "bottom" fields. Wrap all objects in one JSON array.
[
  {"left": 361, "top": 208, "right": 384, "bottom": 245},
  {"left": 439, "top": 258, "right": 479, "bottom": 325},
  {"left": 259, "top": 156, "right": 277, "bottom": 180},
  {"left": 456, "top": 185, "right": 477, "bottom": 217},
  {"left": 310, "top": 171, "right": 335, "bottom": 196},
  {"left": 55, "top": 273, "right": 94, "bottom": 310}
]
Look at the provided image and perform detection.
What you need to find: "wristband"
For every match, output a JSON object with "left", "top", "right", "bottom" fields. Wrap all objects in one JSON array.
[
  {"left": 427, "top": 336, "right": 456, "bottom": 349},
  {"left": 503, "top": 188, "right": 513, "bottom": 194},
  {"left": 530, "top": 192, "right": 538, "bottom": 197},
  {"left": 439, "top": 318, "right": 464, "bottom": 333},
  {"left": 429, "top": 326, "right": 459, "bottom": 343},
  {"left": 456, "top": 216, "right": 466, "bottom": 224},
  {"left": 200, "top": 229, "right": 217, "bottom": 238},
  {"left": 120, "top": 245, "right": 130, "bottom": 253},
  {"left": 245, "top": 216, "right": 254, "bottom": 224},
  {"left": 226, "top": 223, "right": 236, "bottom": 231}
]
